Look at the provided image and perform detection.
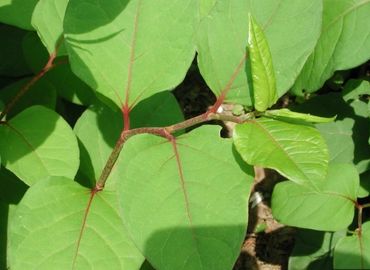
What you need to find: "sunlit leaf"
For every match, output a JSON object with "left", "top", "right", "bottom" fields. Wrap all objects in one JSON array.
[
  {"left": 271, "top": 163, "right": 358, "bottom": 231},
  {"left": 234, "top": 117, "right": 328, "bottom": 186},
  {"left": 248, "top": 14, "right": 277, "bottom": 111},
  {"left": 0, "top": 106, "right": 79, "bottom": 186},
  {"left": 114, "top": 126, "right": 254, "bottom": 270}
]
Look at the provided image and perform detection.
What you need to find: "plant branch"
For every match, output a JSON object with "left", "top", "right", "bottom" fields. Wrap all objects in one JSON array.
[{"left": 94, "top": 110, "right": 252, "bottom": 190}]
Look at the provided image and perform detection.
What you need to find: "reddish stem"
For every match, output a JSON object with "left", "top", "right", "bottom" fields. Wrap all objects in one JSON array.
[{"left": 94, "top": 111, "right": 247, "bottom": 190}]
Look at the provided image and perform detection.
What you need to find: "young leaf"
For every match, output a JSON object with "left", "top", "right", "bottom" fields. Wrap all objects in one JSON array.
[
  {"left": 334, "top": 222, "right": 370, "bottom": 269},
  {"left": 0, "top": 106, "right": 79, "bottom": 186},
  {"left": 64, "top": 0, "right": 196, "bottom": 109},
  {"left": 233, "top": 117, "right": 329, "bottom": 186},
  {"left": 8, "top": 177, "right": 144, "bottom": 269},
  {"left": 248, "top": 14, "right": 277, "bottom": 112},
  {"left": 293, "top": 0, "right": 370, "bottom": 94},
  {"left": 0, "top": 0, "right": 38, "bottom": 30},
  {"left": 271, "top": 163, "right": 358, "bottom": 231},
  {"left": 196, "top": 0, "right": 321, "bottom": 104},
  {"left": 114, "top": 126, "right": 254, "bottom": 270},
  {"left": 264, "top": 108, "right": 335, "bottom": 123},
  {"left": 31, "top": 0, "right": 68, "bottom": 55}
]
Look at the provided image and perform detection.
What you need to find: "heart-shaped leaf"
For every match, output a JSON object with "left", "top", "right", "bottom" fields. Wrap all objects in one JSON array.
[
  {"left": 271, "top": 163, "right": 358, "bottom": 231},
  {"left": 233, "top": 117, "right": 329, "bottom": 186},
  {"left": 114, "top": 125, "right": 254, "bottom": 270},
  {"left": 64, "top": 0, "right": 196, "bottom": 109},
  {"left": 8, "top": 176, "right": 144, "bottom": 269},
  {"left": 0, "top": 106, "right": 79, "bottom": 186}
]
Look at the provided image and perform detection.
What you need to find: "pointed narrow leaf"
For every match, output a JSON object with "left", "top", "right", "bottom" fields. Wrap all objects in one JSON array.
[
  {"left": 31, "top": 0, "right": 68, "bottom": 55},
  {"left": 248, "top": 14, "right": 277, "bottom": 111},
  {"left": 271, "top": 163, "right": 358, "bottom": 231},
  {"left": 0, "top": 106, "right": 79, "bottom": 186},
  {"left": 334, "top": 222, "right": 370, "bottom": 269},
  {"left": 8, "top": 177, "right": 144, "bottom": 269},
  {"left": 64, "top": 0, "right": 196, "bottom": 109},
  {"left": 233, "top": 117, "right": 329, "bottom": 185},
  {"left": 113, "top": 126, "right": 254, "bottom": 270},
  {"left": 293, "top": 0, "right": 370, "bottom": 94},
  {"left": 265, "top": 109, "right": 335, "bottom": 123}
]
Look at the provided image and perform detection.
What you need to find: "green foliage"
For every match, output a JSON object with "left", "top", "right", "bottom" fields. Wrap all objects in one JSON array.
[
  {"left": 0, "top": 106, "right": 79, "bottom": 186},
  {"left": 0, "top": 1, "right": 369, "bottom": 269},
  {"left": 234, "top": 118, "right": 328, "bottom": 186},
  {"left": 271, "top": 163, "right": 358, "bottom": 231},
  {"left": 8, "top": 176, "right": 144, "bottom": 270},
  {"left": 116, "top": 126, "right": 253, "bottom": 270},
  {"left": 334, "top": 222, "right": 370, "bottom": 269},
  {"left": 248, "top": 14, "right": 277, "bottom": 111},
  {"left": 293, "top": 0, "right": 370, "bottom": 94}
]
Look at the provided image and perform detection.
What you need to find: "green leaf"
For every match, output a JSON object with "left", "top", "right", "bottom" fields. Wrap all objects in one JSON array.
[
  {"left": 292, "top": 93, "right": 370, "bottom": 173},
  {"left": 0, "top": 106, "right": 79, "bottom": 186},
  {"left": 289, "top": 229, "right": 346, "bottom": 270},
  {"left": 342, "top": 79, "right": 370, "bottom": 101},
  {"left": 8, "top": 176, "right": 144, "bottom": 269},
  {"left": 74, "top": 92, "right": 184, "bottom": 187},
  {"left": 248, "top": 14, "right": 277, "bottom": 111},
  {"left": 64, "top": 0, "right": 196, "bottom": 109},
  {"left": 0, "top": 0, "right": 38, "bottom": 30},
  {"left": 0, "top": 78, "right": 57, "bottom": 119},
  {"left": 265, "top": 109, "right": 335, "bottom": 124},
  {"left": 196, "top": 0, "right": 322, "bottom": 104},
  {"left": 293, "top": 0, "right": 370, "bottom": 94},
  {"left": 316, "top": 119, "right": 354, "bottom": 164},
  {"left": 271, "top": 163, "right": 358, "bottom": 231},
  {"left": 31, "top": 0, "right": 68, "bottom": 55},
  {"left": 233, "top": 117, "right": 329, "bottom": 186},
  {"left": 114, "top": 126, "right": 254, "bottom": 270},
  {"left": 334, "top": 222, "right": 370, "bottom": 269},
  {"left": 0, "top": 25, "right": 32, "bottom": 77}
]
